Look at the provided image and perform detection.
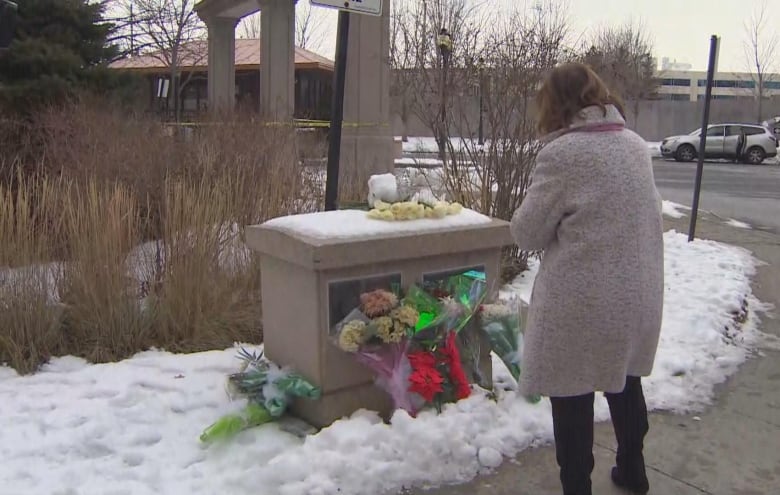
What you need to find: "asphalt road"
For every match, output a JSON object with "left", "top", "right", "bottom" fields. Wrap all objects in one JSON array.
[{"left": 653, "top": 158, "right": 780, "bottom": 233}]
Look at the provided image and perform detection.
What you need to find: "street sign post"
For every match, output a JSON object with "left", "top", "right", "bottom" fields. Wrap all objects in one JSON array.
[
  {"left": 313, "top": 0, "right": 383, "bottom": 210},
  {"left": 689, "top": 35, "right": 720, "bottom": 242},
  {"left": 311, "top": 0, "right": 382, "bottom": 16}
]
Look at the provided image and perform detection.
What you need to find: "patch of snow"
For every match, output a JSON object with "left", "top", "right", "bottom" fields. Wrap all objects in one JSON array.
[
  {"left": 399, "top": 137, "right": 661, "bottom": 160},
  {"left": 0, "top": 232, "right": 766, "bottom": 495},
  {"left": 478, "top": 446, "right": 504, "bottom": 468},
  {"left": 395, "top": 157, "right": 444, "bottom": 167},
  {"left": 401, "top": 137, "right": 476, "bottom": 154},
  {"left": 402, "top": 136, "right": 441, "bottom": 154},
  {"left": 647, "top": 141, "right": 662, "bottom": 158},
  {"left": 499, "top": 257, "right": 539, "bottom": 304},
  {"left": 726, "top": 219, "right": 752, "bottom": 230},
  {"left": 662, "top": 200, "right": 688, "bottom": 219},
  {"left": 263, "top": 209, "right": 492, "bottom": 240}
]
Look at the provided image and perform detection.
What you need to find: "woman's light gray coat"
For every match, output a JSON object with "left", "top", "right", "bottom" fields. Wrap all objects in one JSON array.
[{"left": 511, "top": 105, "right": 664, "bottom": 397}]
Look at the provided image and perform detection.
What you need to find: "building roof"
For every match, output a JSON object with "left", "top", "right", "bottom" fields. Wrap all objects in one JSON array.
[{"left": 109, "top": 39, "right": 334, "bottom": 72}]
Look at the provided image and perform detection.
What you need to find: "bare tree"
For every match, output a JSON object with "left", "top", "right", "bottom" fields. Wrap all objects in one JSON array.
[
  {"left": 389, "top": 0, "right": 416, "bottom": 142},
  {"left": 582, "top": 21, "right": 658, "bottom": 127},
  {"left": 238, "top": 12, "right": 261, "bottom": 39},
  {"left": 100, "top": 0, "right": 147, "bottom": 60},
  {"left": 116, "top": 0, "right": 206, "bottom": 122},
  {"left": 744, "top": 0, "right": 779, "bottom": 122},
  {"left": 393, "top": 0, "right": 571, "bottom": 270},
  {"left": 391, "top": 0, "right": 488, "bottom": 161},
  {"left": 295, "top": 1, "right": 327, "bottom": 51},
  {"left": 448, "top": 1, "right": 570, "bottom": 217},
  {"left": 237, "top": 1, "right": 326, "bottom": 51}
]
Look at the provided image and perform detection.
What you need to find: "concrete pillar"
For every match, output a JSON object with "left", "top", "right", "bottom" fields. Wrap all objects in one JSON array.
[
  {"left": 204, "top": 16, "right": 238, "bottom": 114},
  {"left": 340, "top": 1, "right": 395, "bottom": 190},
  {"left": 258, "top": 0, "right": 296, "bottom": 120}
]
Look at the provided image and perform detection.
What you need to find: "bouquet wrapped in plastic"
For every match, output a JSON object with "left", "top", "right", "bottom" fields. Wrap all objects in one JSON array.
[
  {"left": 415, "top": 273, "right": 489, "bottom": 387},
  {"left": 480, "top": 300, "right": 523, "bottom": 380},
  {"left": 479, "top": 298, "right": 540, "bottom": 403},
  {"left": 200, "top": 348, "right": 321, "bottom": 443},
  {"left": 332, "top": 289, "right": 425, "bottom": 415}
]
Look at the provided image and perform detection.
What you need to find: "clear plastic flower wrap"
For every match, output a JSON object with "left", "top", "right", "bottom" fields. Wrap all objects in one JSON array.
[
  {"left": 479, "top": 298, "right": 540, "bottom": 403},
  {"left": 479, "top": 298, "right": 523, "bottom": 380}
]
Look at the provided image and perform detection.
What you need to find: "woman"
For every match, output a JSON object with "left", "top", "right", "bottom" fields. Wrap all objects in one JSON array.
[{"left": 511, "top": 63, "right": 663, "bottom": 495}]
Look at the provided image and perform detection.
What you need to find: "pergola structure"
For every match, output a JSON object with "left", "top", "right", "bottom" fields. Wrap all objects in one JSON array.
[{"left": 194, "top": 0, "right": 394, "bottom": 176}]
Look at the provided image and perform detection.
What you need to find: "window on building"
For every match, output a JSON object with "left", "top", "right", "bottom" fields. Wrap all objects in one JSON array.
[
  {"left": 697, "top": 79, "right": 756, "bottom": 88},
  {"left": 661, "top": 78, "right": 691, "bottom": 87},
  {"left": 764, "top": 81, "right": 780, "bottom": 90}
]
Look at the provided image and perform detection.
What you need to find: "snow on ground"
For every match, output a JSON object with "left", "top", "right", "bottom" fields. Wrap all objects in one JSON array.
[
  {"left": 395, "top": 157, "right": 444, "bottom": 167},
  {"left": 401, "top": 137, "right": 479, "bottom": 154},
  {"left": 726, "top": 218, "right": 752, "bottom": 229},
  {"left": 647, "top": 141, "right": 662, "bottom": 158},
  {"left": 400, "top": 137, "right": 662, "bottom": 159},
  {"left": 0, "top": 232, "right": 767, "bottom": 495},
  {"left": 662, "top": 200, "right": 689, "bottom": 219}
]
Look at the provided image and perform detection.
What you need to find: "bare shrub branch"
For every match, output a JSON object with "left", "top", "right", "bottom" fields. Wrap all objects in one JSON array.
[{"left": 581, "top": 20, "right": 658, "bottom": 126}]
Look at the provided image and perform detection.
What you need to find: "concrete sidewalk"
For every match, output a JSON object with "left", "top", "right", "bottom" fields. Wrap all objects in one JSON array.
[{"left": 408, "top": 215, "right": 780, "bottom": 495}]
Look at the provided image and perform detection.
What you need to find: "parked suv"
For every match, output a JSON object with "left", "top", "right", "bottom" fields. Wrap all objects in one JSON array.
[{"left": 660, "top": 124, "right": 778, "bottom": 164}]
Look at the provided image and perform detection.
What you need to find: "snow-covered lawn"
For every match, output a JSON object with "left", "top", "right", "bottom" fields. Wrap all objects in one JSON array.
[{"left": 0, "top": 232, "right": 767, "bottom": 495}]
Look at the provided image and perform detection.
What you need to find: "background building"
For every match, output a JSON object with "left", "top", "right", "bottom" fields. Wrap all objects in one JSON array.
[
  {"left": 110, "top": 39, "right": 334, "bottom": 121},
  {"left": 657, "top": 70, "right": 780, "bottom": 101}
]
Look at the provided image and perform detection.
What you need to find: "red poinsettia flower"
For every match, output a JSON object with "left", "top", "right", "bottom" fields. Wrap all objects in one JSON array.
[
  {"left": 408, "top": 350, "right": 437, "bottom": 369},
  {"left": 443, "top": 331, "right": 471, "bottom": 400},
  {"left": 409, "top": 366, "right": 444, "bottom": 402}
]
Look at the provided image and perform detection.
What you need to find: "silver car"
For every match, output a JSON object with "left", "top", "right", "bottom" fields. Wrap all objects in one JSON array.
[{"left": 660, "top": 124, "right": 778, "bottom": 164}]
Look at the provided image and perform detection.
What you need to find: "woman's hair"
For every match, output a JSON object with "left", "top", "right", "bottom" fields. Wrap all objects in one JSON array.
[{"left": 536, "top": 62, "right": 626, "bottom": 135}]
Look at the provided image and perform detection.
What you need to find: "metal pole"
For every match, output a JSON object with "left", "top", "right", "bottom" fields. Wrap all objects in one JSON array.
[
  {"left": 689, "top": 35, "right": 719, "bottom": 242},
  {"left": 324, "top": 10, "right": 350, "bottom": 211},
  {"left": 438, "top": 50, "right": 445, "bottom": 161},
  {"left": 478, "top": 60, "right": 484, "bottom": 146}
]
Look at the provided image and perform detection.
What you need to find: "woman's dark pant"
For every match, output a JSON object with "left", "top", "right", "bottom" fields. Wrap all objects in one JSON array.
[{"left": 550, "top": 376, "right": 649, "bottom": 495}]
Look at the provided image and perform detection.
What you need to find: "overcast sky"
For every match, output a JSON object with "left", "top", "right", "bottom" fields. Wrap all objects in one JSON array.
[
  {"left": 561, "top": 0, "right": 771, "bottom": 72},
  {"left": 307, "top": 0, "right": 775, "bottom": 73}
]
